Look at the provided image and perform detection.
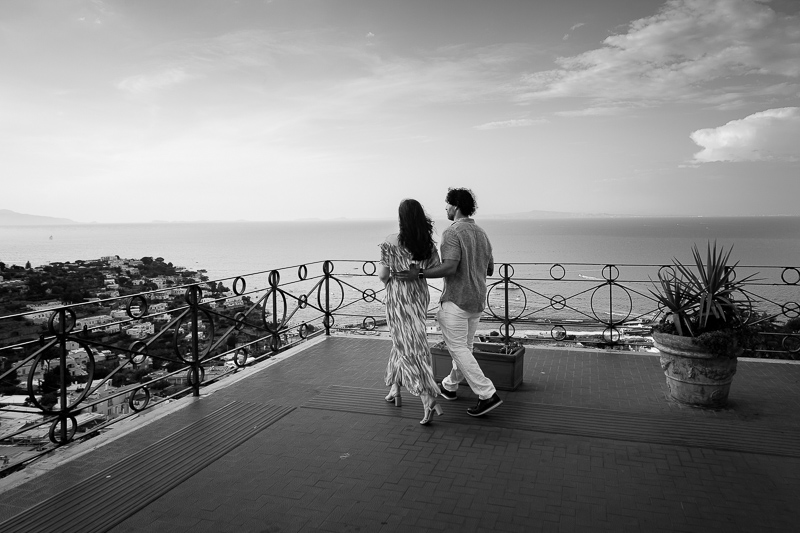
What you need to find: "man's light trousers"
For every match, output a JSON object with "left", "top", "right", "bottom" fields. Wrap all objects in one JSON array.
[{"left": 438, "top": 301, "right": 496, "bottom": 400}]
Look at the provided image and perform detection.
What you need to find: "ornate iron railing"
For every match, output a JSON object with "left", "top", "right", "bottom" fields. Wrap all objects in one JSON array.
[
  {"left": 482, "top": 262, "right": 800, "bottom": 355},
  {"left": 1, "top": 259, "right": 799, "bottom": 468}
]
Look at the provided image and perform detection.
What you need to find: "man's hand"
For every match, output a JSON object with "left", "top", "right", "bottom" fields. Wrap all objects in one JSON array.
[{"left": 392, "top": 263, "right": 420, "bottom": 281}]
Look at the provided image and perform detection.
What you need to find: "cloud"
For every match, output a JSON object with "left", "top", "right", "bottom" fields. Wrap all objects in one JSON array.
[
  {"left": 315, "top": 42, "right": 538, "bottom": 117},
  {"left": 117, "top": 68, "right": 191, "bottom": 93},
  {"left": 112, "top": 27, "right": 533, "bottom": 119},
  {"left": 474, "top": 118, "right": 545, "bottom": 130},
  {"left": 564, "top": 22, "right": 586, "bottom": 40},
  {"left": 555, "top": 106, "right": 627, "bottom": 117},
  {"left": 690, "top": 107, "right": 800, "bottom": 162},
  {"left": 114, "top": 29, "right": 350, "bottom": 96},
  {"left": 518, "top": 0, "right": 800, "bottom": 105}
]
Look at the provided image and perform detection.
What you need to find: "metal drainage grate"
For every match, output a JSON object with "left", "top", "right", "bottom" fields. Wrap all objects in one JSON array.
[
  {"left": 303, "top": 385, "right": 800, "bottom": 458},
  {"left": 0, "top": 401, "right": 294, "bottom": 533}
]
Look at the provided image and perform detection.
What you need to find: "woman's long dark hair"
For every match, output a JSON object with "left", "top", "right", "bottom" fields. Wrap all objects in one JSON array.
[{"left": 398, "top": 199, "right": 435, "bottom": 261}]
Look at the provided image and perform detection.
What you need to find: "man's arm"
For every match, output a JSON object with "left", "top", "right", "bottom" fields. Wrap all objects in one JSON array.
[{"left": 394, "top": 259, "right": 458, "bottom": 281}]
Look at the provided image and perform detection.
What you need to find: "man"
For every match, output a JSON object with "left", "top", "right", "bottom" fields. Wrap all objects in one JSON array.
[{"left": 396, "top": 188, "right": 502, "bottom": 417}]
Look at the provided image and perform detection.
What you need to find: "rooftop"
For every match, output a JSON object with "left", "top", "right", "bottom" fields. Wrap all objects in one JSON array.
[{"left": 1, "top": 335, "right": 799, "bottom": 532}]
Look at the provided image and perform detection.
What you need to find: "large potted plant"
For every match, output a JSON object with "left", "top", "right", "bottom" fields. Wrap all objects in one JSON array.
[
  {"left": 650, "top": 242, "right": 757, "bottom": 407},
  {"left": 430, "top": 338, "right": 525, "bottom": 391}
]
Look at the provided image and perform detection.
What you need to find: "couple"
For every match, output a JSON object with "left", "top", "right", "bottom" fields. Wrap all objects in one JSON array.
[{"left": 377, "top": 188, "right": 503, "bottom": 425}]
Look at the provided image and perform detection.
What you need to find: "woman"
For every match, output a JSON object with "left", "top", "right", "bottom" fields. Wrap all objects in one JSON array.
[{"left": 378, "top": 199, "right": 443, "bottom": 425}]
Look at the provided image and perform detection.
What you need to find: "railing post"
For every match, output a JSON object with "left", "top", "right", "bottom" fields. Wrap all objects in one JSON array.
[
  {"left": 189, "top": 285, "right": 200, "bottom": 397},
  {"left": 268, "top": 270, "right": 281, "bottom": 350},
  {"left": 608, "top": 276, "right": 614, "bottom": 343},
  {"left": 57, "top": 308, "right": 69, "bottom": 443},
  {"left": 323, "top": 261, "right": 332, "bottom": 336},
  {"left": 603, "top": 264, "right": 620, "bottom": 345},
  {"left": 501, "top": 263, "right": 511, "bottom": 349}
]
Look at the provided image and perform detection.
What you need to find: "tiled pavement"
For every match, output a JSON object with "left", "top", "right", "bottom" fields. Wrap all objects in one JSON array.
[{"left": 1, "top": 335, "right": 799, "bottom": 532}]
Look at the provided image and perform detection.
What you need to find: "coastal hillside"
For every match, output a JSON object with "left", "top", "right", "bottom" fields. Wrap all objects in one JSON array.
[{"left": 0, "top": 209, "right": 76, "bottom": 226}]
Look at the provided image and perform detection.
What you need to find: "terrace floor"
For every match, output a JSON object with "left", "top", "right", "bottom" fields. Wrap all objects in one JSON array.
[{"left": 1, "top": 335, "right": 799, "bottom": 532}]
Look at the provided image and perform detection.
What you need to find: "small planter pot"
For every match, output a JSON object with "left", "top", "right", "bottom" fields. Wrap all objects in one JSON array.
[
  {"left": 430, "top": 341, "right": 525, "bottom": 391},
  {"left": 652, "top": 332, "right": 740, "bottom": 408}
]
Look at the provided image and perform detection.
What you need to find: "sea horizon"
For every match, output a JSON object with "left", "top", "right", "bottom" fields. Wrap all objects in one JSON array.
[
  {"left": 4, "top": 215, "right": 800, "bottom": 338},
  {"left": 4, "top": 206, "right": 800, "bottom": 227},
  {"left": 3, "top": 217, "right": 800, "bottom": 279}
]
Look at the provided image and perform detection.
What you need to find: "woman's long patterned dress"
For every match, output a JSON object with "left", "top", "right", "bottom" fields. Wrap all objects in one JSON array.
[{"left": 380, "top": 241, "right": 442, "bottom": 397}]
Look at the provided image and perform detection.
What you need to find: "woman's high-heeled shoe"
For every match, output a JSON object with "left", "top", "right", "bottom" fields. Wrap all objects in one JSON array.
[
  {"left": 385, "top": 385, "right": 401, "bottom": 407},
  {"left": 420, "top": 399, "right": 443, "bottom": 425}
]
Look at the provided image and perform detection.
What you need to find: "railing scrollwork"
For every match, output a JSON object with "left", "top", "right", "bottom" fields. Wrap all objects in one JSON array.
[{"left": 1, "top": 258, "right": 798, "bottom": 460}]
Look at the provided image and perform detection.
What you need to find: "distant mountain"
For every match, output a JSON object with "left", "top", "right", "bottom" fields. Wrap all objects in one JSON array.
[
  {"left": 0, "top": 209, "right": 77, "bottom": 226},
  {"left": 483, "top": 209, "right": 617, "bottom": 220}
]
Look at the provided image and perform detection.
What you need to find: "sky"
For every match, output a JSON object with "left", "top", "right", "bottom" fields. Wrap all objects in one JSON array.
[{"left": 2, "top": 0, "right": 799, "bottom": 223}]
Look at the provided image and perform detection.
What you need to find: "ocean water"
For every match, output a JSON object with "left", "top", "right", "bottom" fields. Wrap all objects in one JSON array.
[
  {"left": 3, "top": 217, "right": 800, "bottom": 330},
  {"left": 3, "top": 217, "right": 799, "bottom": 276}
]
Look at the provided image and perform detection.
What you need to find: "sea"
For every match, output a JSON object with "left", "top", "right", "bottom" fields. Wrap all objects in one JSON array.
[
  {"left": 3, "top": 217, "right": 800, "bottom": 330},
  {"left": 3, "top": 216, "right": 800, "bottom": 275}
]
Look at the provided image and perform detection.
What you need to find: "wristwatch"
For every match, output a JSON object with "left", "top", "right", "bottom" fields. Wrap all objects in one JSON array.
[{"left": 418, "top": 268, "right": 425, "bottom": 279}]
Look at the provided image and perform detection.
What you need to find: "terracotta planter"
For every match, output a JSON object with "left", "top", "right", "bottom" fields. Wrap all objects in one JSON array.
[
  {"left": 652, "top": 332, "right": 740, "bottom": 408},
  {"left": 430, "top": 341, "right": 524, "bottom": 391}
]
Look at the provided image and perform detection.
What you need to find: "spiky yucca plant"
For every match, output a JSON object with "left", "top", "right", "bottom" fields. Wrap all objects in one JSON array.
[{"left": 651, "top": 242, "right": 757, "bottom": 354}]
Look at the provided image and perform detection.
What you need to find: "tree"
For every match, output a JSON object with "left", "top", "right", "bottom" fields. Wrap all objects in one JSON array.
[
  {"left": 0, "top": 367, "right": 21, "bottom": 395},
  {"left": 111, "top": 372, "right": 128, "bottom": 387},
  {"left": 226, "top": 334, "right": 238, "bottom": 349},
  {"left": 41, "top": 364, "right": 73, "bottom": 395},
  {"left": 62, "top": 288, "right": 86, "bottom": 304},
  {"left": 40, "top": 392, "right": 58, "bottom": 409},
  {"left": 150, "top": 379, "right": 169, "bottom": 391},
  {"left": 25, "top": 261, "right": 31, "bottom": 269}
]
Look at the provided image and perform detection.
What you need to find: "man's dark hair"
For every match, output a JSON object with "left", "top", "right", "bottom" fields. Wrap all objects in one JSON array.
[{"left": 445, "top": 188, "right": 477, "bottom": 217}]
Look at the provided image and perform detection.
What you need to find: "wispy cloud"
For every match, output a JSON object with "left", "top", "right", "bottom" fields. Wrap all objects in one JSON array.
[
  {"left": 563, "top": 22, "right": 586, "bottom": 41},
  {"left": 690, "top": 107, "right": 800, "bottom": 162},
  {"left": 474, "top": 118, "right": 545, "bottom": 130},
  {"left": 518, "top": 0, "right": 800, "bottom": 106},
  {"left": 555, "top": 106, "right": 628, "bottom": 117},
  {"left": 303, "top": 42, "right": 537, "bottom": 121},
  {"left": 117, "top": 68, "right": 192, "bottom": 94},
  {"left": 76, "top": 0, "right": 113, "bottom": 25}
]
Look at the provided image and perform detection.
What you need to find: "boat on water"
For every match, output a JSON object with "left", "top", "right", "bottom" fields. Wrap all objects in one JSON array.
[{"left": 619, "top": 319, "right": 654, "bottom": 335}]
